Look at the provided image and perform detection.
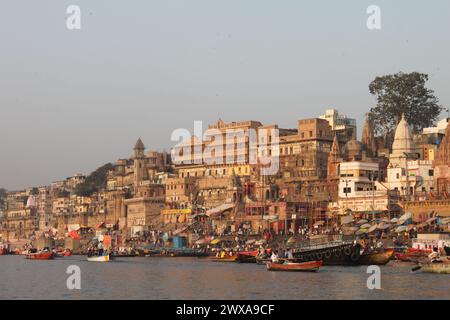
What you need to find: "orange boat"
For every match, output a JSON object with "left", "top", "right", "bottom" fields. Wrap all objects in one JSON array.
[
  {"left": 267, "top": 260, "right": 323, "bottom": 272},
  {"left": 25, "top": 252, "right": 54, "bottom": 260},
  {"left": 210, "top": 255, "right": 237, "bottom": 262}
]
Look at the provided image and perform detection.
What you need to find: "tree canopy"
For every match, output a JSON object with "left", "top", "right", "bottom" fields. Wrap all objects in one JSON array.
[
  {"left": 74, "top": 163, "right": 114, "bottom": 197},
  {"left": 367, "top": 72, "right": 442, "bottom": 142}
]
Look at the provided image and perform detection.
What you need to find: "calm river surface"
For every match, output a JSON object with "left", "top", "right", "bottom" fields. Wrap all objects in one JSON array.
[{"left": 0, "top": 255, "right": 448, "bottom": 300}]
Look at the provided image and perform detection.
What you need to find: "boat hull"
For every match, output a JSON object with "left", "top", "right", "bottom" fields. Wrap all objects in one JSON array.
[
  {"left": 444, "top": 246, "right": 450, "bottom": 257},
  {"left": 210, "top": 256, "right": 237, "bottom": 262},
  {"left": 420, "top": 262, "right": 450, "bottom": 274},
  {"left": 358, "top": 249, "right": 394, "bottom": 265},
  {"left": 267, "top": 260, "right": 322, "bottom": 272},
  {"left": 87, "top": 255, "right": 111, "bottom": 262},
  {"left": 292, "top": 243, "right": 362, "bottom": 266},
  {"left": 25, "top": 252, "right": 54, "bottom": 260},
  {"left": 236, "top": 253, "right": 257, "bottom": 263}
]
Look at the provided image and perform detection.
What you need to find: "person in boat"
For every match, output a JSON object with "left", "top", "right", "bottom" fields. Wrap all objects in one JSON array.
[
  {"left": 98, "top": 241, "right": 104, "bottom": 256},
  {"left": 286, "top": 248, "right": 294, "bottom": 260},
  {"left": 270, "top": 251, "right": 279, "bottom": 263},
  {"left": 220, "top": 250, "right": 226, "bottom": 259}
]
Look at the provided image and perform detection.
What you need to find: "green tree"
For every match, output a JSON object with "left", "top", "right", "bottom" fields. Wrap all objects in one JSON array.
[
  {"left": 367, "top": 72, "right": 442, "bottom": 144},
  {"left": 74, "top": 163, "right": 114, "bottom": 197}
]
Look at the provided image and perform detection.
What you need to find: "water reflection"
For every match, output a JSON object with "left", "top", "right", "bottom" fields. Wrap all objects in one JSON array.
[{"left": 0, "top": 256, "right": 448, "bottom": 300}]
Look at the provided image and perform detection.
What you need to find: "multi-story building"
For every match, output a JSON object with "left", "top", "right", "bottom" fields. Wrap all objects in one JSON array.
[
  {"left": 173, "top": 119, "right": 264, "bottom": 179},
  {"left": 319, "top": 108, "right": 357, "bottom": 146},
  {"left": 338, "top": 161, "right": 399, "bottom": 216},
  {"left": 1, "top": 191, "right": 38, "bottom": 239},
  {"left": 37, "top": 186, "right": 53, "bottom": 231}
]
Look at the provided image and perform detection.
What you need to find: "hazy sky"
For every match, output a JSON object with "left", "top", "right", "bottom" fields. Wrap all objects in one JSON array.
[{"left": 1, "top": 0, "right": 449, "bottom": 190}]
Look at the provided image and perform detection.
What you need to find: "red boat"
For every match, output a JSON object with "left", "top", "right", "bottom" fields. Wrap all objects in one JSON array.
[
  {"left": 266, "top": 260, "right": 323, "bottom": 272},
  {"left": 239, "top": 250, "right": 259, "bottom": 257},
  {"left": 25, "top": 252, "right": 54, "bottom": 260},
  {"left": 395, "top": 248, "right": 431, "bottom": 262}
]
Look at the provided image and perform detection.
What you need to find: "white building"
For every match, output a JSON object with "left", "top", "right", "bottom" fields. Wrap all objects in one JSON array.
[
  {"left": 387, "top": 160, "right": 434, "bottom": 196},
  {"left": 423, "top": 118, "right": 449, "bottom": 135},
  {"left": 319, "top": 108, "right": 357, "bottom": 140},
  {"left": 387, "top": 114, "right": 434, "bottom": 197},
  {"left": 338, "top": 161, "right": 394, "bottom": 214}
]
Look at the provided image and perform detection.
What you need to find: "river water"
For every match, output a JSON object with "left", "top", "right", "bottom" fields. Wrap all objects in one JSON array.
[{"left": 0, "top": 255, "right": 448, "bottom": 299}]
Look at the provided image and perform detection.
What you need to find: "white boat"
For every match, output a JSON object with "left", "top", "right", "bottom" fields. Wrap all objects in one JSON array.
[{"left": 87, "top": 255, "right": 111, "bottom": 262}]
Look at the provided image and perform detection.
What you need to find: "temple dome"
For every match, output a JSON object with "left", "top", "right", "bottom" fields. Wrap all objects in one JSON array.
[
  {"left": 344, "top": 138, "right": 365, "bottom": 161},
  {"left": 391, "top": 114, "right": 414, "bottom": 156},
  {"left": 345, "top": 139, "right": 364, "bottom": 153},
  {"left": 134, "top": 138, "right": 145, "bottom": 150}
]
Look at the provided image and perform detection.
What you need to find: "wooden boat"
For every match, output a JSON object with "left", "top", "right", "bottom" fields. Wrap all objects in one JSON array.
[
  {"left": 255, "top": 256, "right": 271, "bottom": 265},
  {"left": 64, "top": 250, "right": 72, "bottom": 257},
  {"left": 87, "top": 254, "right": 111, "bottom": 262},
  {"left": 395, "top": 248, "right": 431, "bottom": 262},
  {"left": 419, "top": 261, "right": 450, "bottom": 274},
  {"left": 292, "top": 238, "right": 362, "bottom": 266},
  {"left": 358, "top": 248, "right": 395, "bottom": 265},
  {"left": 111, "top": 253, "right": 139, "bottom": 258},
  {"left": 266, "top": 260, "right": 322, "bottom": 272},
  {"left": 444, "top": 246, "right": 450, "bottom": 257},
  {"left": 0, "top": 248, "right": 7, "bottom": 255},
  {"left": 209, "top": 255, "right": 237, "bottom": 262},
  {"left": 25, "top": 252, "right": 54, "bottom": 260},
  {"left": 236, "top": 252, "right": 257, "bottom": 263}
]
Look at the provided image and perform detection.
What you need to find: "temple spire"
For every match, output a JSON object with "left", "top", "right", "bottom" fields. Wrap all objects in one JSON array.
[{"left": 361, "top": 115, "right": 376, "bottom": 157}]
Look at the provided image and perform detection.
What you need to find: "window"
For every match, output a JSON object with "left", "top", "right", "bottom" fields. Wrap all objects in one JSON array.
[
  {"left": 343, "top": 187, "right": 351, "bottom": 194},
  {"left": 429, "top": 169, "right": 434, "bottom": 177}
]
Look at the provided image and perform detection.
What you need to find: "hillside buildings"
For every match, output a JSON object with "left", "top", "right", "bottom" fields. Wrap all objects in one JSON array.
[{"left": 2, "top": 108, "right": 450, "bottom": 241}]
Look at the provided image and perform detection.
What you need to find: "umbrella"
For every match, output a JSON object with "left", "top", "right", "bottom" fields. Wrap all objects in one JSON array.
[
  {"left": 357, "top": 219, "right": 368, "bottom": 225},
  {"left": 398, "top": 212, "right": 412, "bottom": 224},
  {"left": 426, "top": 217, "right": 437, "bottom": 224},
  {"left": 246, "top": 239, "right": 256, "bottom": 245},
  {"left": 255, "top": 239, "right": 266, "bottom": 245},
  {"left": 360, "top": 223, "right": 372, "bottom": 229},
  {"left": 287, "top": 237, "right": 296, "bottom": 244},
  {"left": 368, "top": 225, "right": 378, "bottom": 233},
  {"left": 343, "top": 226, "right": 359, "bottom": 233},
  {"left": 355, "top": 229, "right": 368, "bottom": 235},
  {"left": 390, "top": 218, "right": 399, "bottom": 224},
  {"left": 441, "top": 217, "right": 450, "bottom": 224},
  {"left": 210, "top": 239, "right": 221, "bottom": 245},
  {"left": 395, "top": 226, "right": 408, "bottom": 233},
  {"left": 377, "top": 223, "right": 391, "bottom": 230}
]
